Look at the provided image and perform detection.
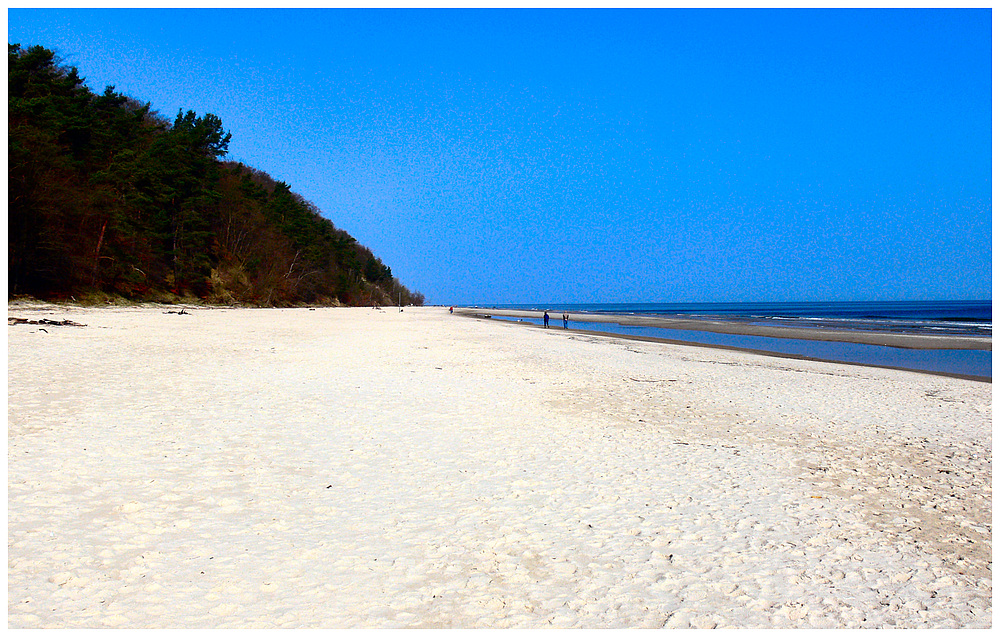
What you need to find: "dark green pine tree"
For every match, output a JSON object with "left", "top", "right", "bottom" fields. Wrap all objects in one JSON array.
[{"left": 158, "top": 110, "right": 232, "bottom": 295}]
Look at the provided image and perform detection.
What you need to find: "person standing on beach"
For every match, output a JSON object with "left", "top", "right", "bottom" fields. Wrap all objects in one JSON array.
[
  {"left": 543, "top": 311, "right": 550, "bottom": 328},
  {"left": 563, "top": 313, "right": 568, "bottom": 329}
]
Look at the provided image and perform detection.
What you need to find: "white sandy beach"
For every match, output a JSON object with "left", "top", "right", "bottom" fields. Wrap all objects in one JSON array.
[{"left": 7, "top": 304, "right": 992, "bottom": 628}]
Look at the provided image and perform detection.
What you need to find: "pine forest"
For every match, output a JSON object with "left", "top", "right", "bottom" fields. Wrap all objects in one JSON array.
[{"left": 9, "top": 43, "right": 424, "bottom": 307}]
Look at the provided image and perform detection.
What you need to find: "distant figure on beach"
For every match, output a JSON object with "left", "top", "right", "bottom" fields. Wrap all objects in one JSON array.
[
  {"left": 563, "top": 313, "right": 568, "bottom": 329},
  {"left": 449, "top": 306, "right": 453, "bottom": 314},
  {"left": 543, "top": 311, "right": 550, "bottom": 328}
]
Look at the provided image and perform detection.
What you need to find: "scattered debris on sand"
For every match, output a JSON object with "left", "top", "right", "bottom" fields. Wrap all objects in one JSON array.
[{"left": 8, "top": 317, "right": 86, "bottom": 327}]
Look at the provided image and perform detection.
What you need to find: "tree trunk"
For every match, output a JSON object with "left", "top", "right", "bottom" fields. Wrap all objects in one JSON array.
[{"left": 92, "top": 219, "right": 108, "bottom": 287}]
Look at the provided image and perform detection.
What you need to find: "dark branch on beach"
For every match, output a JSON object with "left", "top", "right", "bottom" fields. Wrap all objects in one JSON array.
[{"left": 8, "top": 317, "right": 86, "bottom": 327}]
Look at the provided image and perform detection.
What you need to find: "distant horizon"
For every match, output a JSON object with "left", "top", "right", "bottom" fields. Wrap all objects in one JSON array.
[{"left": 456, "top": 298, "right": 993, "bottom": 308}]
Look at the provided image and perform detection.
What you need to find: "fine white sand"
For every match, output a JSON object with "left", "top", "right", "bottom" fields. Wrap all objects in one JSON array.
[{"left": 7, "top": 305, "right": 992, "bottom": 628}]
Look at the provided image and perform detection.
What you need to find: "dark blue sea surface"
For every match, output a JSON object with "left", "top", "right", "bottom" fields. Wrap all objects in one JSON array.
[{"left": 483, "top": 301, "right": 992, "bottom": 379}]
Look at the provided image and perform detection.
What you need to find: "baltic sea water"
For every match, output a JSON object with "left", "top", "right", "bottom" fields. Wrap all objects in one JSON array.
[{"left": 482, "top": 300, "right": 991, "bottom": 379}]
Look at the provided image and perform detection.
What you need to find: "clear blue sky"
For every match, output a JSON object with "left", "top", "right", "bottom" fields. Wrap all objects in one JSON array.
[{"left": 8, "top": 8, "right": 992, "bottom": 305}]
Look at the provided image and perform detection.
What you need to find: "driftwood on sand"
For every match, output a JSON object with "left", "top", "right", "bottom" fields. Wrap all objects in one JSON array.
[{"left": 8, "top": 317, "right": 86, "bottom": 327}]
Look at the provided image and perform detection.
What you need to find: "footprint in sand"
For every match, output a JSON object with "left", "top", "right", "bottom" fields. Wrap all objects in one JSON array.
[
  {"left": 118, "top": 501, "right": 146, "bottom": 514},
  {"left": 210, "top": 602, "right": 240, "bottom": 616}
]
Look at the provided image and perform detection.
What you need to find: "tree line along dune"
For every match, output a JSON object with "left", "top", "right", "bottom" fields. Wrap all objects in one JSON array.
[{"left": 8, "top": 43, "right": 423, "bottom": 307}]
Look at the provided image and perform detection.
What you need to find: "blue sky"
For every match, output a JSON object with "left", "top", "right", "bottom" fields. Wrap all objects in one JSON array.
[{"left": 8, "top": 8, "right": 992, "bottom": 305}]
